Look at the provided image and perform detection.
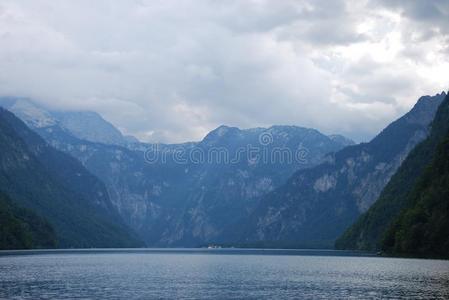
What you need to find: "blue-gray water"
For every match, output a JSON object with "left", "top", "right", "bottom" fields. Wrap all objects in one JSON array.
[{"left": 1, "top": 249, "right": 448, "bottom": 299}]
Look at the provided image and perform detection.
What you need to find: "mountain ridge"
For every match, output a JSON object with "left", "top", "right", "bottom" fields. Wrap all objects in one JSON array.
[
  {"left": 336, "top": 91, "right": 449, "bottom": 252},
  {"left": 0, "top": 107, "right": 143, "bottom": 248},
  {"left": 233, "top": 92, "right": 445, "bottom": 248},
  {"left": 4, "top": 99, "right": 353, "bottom": 247},
  {"left": 2, "top": 93, "right": 444, "bottom": 248}
]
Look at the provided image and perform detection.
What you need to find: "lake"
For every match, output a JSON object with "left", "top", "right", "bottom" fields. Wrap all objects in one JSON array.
[{"left": 0, "top": 249, "right": 448, "bottom": 299}]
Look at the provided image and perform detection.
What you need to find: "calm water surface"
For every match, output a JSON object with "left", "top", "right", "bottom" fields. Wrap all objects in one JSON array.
[{"left": 0, "top": 249, "right": 448, "bottom": 299}]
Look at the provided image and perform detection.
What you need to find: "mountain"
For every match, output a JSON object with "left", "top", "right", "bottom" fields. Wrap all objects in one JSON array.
[
  {"left": 5, "top": 98, "right": 135, "bottom": 147},
  {"left": 235, "top": 92, "right": 446, "bottom": 248},
  {"left": 3, "top": 99, "right": 354, "bottom": 246},
  {"left": 336, "top": 92, "right": 449, "bottom": 255},
  {"left": 52, "top": 111, "right": 132, "bottom": 146},
  {"left": 328, "top": 134, "right": 355, "bottom": 146},
  {"left": 0, "top": 192, "right": 57, "bottom": 250},
  {"left": 0, "top": 107, "right": 143, "bottom": 248},
  {"left": 157, "top": 125, "right": 354, "bottom": 246}
]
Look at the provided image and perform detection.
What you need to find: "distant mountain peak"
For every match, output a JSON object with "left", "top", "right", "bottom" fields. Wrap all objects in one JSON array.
[
  {"left": 214, "top": 125, "right": 238, "bottom": 136},
  {"left": 52, "top": 110, "right": 128, "bottom": 146},
  {"left": 328, "top": 134, "right": 355, "bottom": 146},
  {"left": 201, "top": 124, "right": 355, "bottom": 149},
  {"left": 405, "top": 92, "right": 447, "bottom": 126},
  {"left": 8, "top": 99, "right": 57, "bottom": 128},
  {"left": 202, "top": 125, "right": 242, "bottom": 143},
  {"left": 268, "top": 125, "right": 309, "bottom": 131},
  {"left": 1, "top": 97, "right": 141, "bottom": 147}
]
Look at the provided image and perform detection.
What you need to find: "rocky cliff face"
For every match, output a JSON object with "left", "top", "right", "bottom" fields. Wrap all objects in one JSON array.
[
  {"left": 237, "top": 92, "right": 446, "bottom": 248},
  {"left": 3, "top": 98, "right": 353, "bottom": 246}
]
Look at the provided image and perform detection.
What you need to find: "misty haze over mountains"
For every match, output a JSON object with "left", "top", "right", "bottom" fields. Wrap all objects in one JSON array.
[
  {"left": 1, "top": 1, "right": 448, "bottom": 145},
  {"left": 1, "top": 91, "right": 447, "bottom": 252},
  {"left": 1, "top": 97, "right": 353, "bottom": 246}
]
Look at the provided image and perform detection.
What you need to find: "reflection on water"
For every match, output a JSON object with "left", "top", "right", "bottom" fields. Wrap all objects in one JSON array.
[{"left": 0, "top": 249, "right": 448, "bottom": 299}]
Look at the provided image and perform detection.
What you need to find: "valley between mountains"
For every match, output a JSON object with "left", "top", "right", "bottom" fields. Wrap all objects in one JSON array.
[{"left": 1, "top": 91, "right": 448, "bottom": 258}]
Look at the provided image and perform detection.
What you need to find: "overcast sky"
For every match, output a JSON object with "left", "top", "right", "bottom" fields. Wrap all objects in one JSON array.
[{"left": 0, "top": 0, "right": 448, "bottom": 143}]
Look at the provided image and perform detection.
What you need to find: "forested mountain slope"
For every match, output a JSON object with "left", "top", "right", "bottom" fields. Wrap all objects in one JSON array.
[
  {"left": 336, "top": 92, "right": 449, "bottom": 254},
  {"left": 0, "top": 108, "right": 142, "bottom": 248},
  {"left": 0, "top": 192, "right": 56, "bottom": 250}
]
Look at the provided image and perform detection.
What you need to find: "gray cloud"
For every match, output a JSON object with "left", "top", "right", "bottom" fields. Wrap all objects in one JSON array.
[
  {"left": 0, "top": 0, "right": 448, "bottom": 143},
  {"left": 372, "top": 0, "right": 449, "bottom": 25}
]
